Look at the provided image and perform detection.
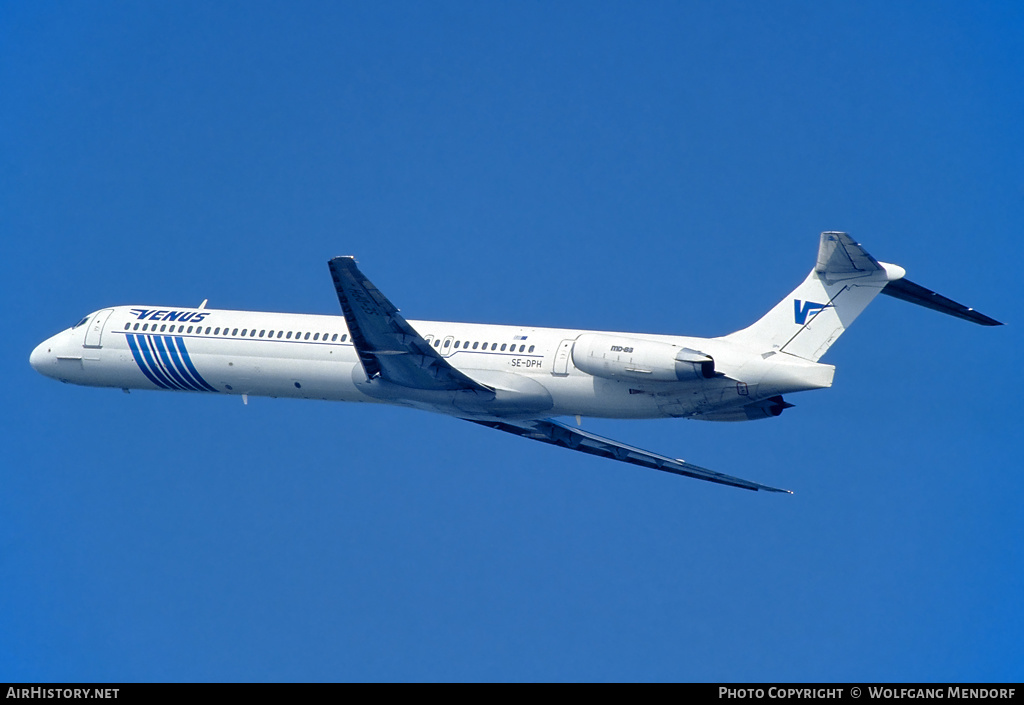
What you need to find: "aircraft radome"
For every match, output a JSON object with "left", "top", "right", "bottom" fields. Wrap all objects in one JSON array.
[{"left": 30, "top": 232, "right": 1001, "bottom": 493}]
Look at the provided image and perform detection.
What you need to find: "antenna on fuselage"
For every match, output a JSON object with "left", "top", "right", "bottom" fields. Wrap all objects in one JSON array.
[{"left": 197, "top": 299, "right": 208, "bottom": 309}]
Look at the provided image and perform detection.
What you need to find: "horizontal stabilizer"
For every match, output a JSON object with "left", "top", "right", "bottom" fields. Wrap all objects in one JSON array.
[{"left": 880, "top": 278, "right": 1002, "bottom": 326}]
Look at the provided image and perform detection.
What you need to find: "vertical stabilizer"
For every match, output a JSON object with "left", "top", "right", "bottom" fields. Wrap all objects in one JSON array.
[{"left": 724, "top": 232, "right": 900, "bottom": 361}]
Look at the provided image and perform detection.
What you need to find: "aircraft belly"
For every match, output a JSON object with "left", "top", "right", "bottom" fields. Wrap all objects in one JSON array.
[
  {"left": 543, "top": 374, "right": 707, "bottom": 419},
  {"left": 349, "top": 367, "right": 555, "bottom": 418},
  {"left": 199, "top": 351, "right": 364, "bottom": 401}
]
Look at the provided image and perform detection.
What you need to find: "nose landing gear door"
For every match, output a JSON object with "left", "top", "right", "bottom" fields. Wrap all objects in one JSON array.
[{"left": 83, "top": 309, "right": 115, "bottom": 348}]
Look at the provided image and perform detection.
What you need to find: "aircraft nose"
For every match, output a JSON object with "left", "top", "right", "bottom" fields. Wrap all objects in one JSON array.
[{"left": 30, "top": 339, "right": 52, "bottom": 374}]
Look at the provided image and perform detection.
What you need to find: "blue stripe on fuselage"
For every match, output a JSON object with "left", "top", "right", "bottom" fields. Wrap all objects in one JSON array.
[
  {"left": 153, "top": 334, "right": 202, "bottom": 391},
  {"left": 140, "top": 335, "right": 188, "bottom": 390},
  {"left": 127, "top": 334, "right": 170, "bottom": 389},
  {"left": 172, "top": 337, "right": 218, "bottom": 392}
]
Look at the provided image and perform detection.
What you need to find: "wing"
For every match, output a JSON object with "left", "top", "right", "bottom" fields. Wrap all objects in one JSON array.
[
  {"left": 469, "top": 417, "right": 792, "bottom": 493},
  {"left": 328, "top": 256, "right": 492, "bottom": 392}
]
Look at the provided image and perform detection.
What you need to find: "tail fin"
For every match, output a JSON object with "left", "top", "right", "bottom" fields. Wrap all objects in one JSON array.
[{"left": 725, "top": 232, "right": 902, "bottom": 361}]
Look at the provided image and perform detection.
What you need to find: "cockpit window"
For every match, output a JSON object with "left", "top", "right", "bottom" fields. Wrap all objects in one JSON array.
[{"left": 72, "top": 316, "right": 90, "bottom": 329}]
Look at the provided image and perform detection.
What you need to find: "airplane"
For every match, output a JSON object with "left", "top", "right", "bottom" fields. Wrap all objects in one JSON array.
[{"left": 30, "top": 232, "right": 1001, "bottom": 493}]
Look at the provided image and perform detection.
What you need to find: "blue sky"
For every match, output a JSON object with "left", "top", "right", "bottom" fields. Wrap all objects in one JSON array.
[{"left": 3, "top": 1, "right": 1021, "bottom": 682}]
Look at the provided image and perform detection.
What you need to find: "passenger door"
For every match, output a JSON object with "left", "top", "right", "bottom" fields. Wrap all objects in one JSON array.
[{"left": 83, "top": 309, "right": 114, "bottom": 348}]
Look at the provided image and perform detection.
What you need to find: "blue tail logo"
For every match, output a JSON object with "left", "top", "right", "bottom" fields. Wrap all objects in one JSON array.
[{"left": 794, "top": 299, "right": 831, "bottom": 325}]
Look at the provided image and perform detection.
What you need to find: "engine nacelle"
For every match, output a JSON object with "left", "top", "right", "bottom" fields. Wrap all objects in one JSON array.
[{"left": 571, "top": 333, "right": 715, "bottom": 382}]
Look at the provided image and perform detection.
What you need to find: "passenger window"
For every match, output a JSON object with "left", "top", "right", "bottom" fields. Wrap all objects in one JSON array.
[
  {"left": 491, "top": 343, "right": 497, "bottom": 350},
  {"left": 260, "top": 330, "right": 266, "bottom": 337},
  {"left": 241, "top": 329, "right": 247, "bottom": 336},
  {"left": 232, "top": 328, "right": 239, "bottom": 336},
  {"left": 304, "top": 332, "right": 310, "bottom": 340},
  {"left": 433, "top": 340, "right": 440, "bottom": 347},
  {"left": 160, "top": 324, "right": 167, "bottom": 332},
  {"left": 142, "top": 324, "right": 149, "bottom": 331},
  {"left": 277, "top": 331, "right": 283, "bottom": 338},
  {"left": 287, "top": 331, "right": 292, "bottom": 339},
  {"left": 187, "top": 326, "right": 193, "bottom": 333},
  {"left": 331, "top": 333, "right": 337, "bottom": 341},
  {"left": 528, "top": 345, "right": 535, "bottom": 353},
  {"left": 500, "top": 344, "right": 506, "bottom": 351},
  {"left": 313, "top": 333, "right": 320, "bottom": 341},
  {"left": 134, "top": 323, "right": 140, "bottom": 330},
  {"left": 214, "top": 328, "right": 221, "bottom": 335},
  {"left": 342, "top": 334, "right": 348, "bottom": 342},
  {"left": 124, "top": 323, "right": 130, "bottom": 330},
  {"left": 250, "top": 330, "right": 257, "bottom": 337},
  {"left": 472, "top": 342, "right": 479, "bottom": 350},
  {"left": 206, "top": 327, "right": 212, "bottom": 334},
  {"left": 443, "top": 340, "right": 451, "bottom": 348},
  {"left": 519, "top": 345, "right": 525, "bottom": 352}
]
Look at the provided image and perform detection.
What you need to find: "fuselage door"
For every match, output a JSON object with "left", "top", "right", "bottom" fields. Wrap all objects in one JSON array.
[
  {"left": 552, "top": 338, "right": 575, "bottom": 376},
  {"left": 83, "top": 309, "right": 115, "bottom": 348}
]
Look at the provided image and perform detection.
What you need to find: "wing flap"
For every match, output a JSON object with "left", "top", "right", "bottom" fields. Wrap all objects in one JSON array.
[{"left": 470, "top": 417, "right": 791, "bottom": 493}]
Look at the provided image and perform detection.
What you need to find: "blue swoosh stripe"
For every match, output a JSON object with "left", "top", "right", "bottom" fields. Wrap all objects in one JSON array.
[
  {"left": 152, "top": 335, "right": 202, "bottom": 391},
  {"left": 137, "top": 334, "right": 183, "bottom": 390},
  {"left": 140, "top": 335, "right": 188, "bottom": 391},
  {"left": 127, "top": 334, "right": 170, "bottom": 389},
  {"left": 173, "top": 337, "right": 218, "bottom": 392},
  {"left": 164, "top": 337, "right": 209, "bottom": 392}
]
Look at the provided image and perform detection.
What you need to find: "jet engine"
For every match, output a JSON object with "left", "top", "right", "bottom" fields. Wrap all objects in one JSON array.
[{"left": 571, "top": 333, "right": 715, "bottom": 382}]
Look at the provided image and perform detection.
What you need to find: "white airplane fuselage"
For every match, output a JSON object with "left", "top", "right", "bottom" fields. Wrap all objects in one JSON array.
[
  {"left": 29, "top": 305, "right": 832, "bottom": 421},
  {"left": 30, "top": 233, "right": 999, "bottom": 492}
]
